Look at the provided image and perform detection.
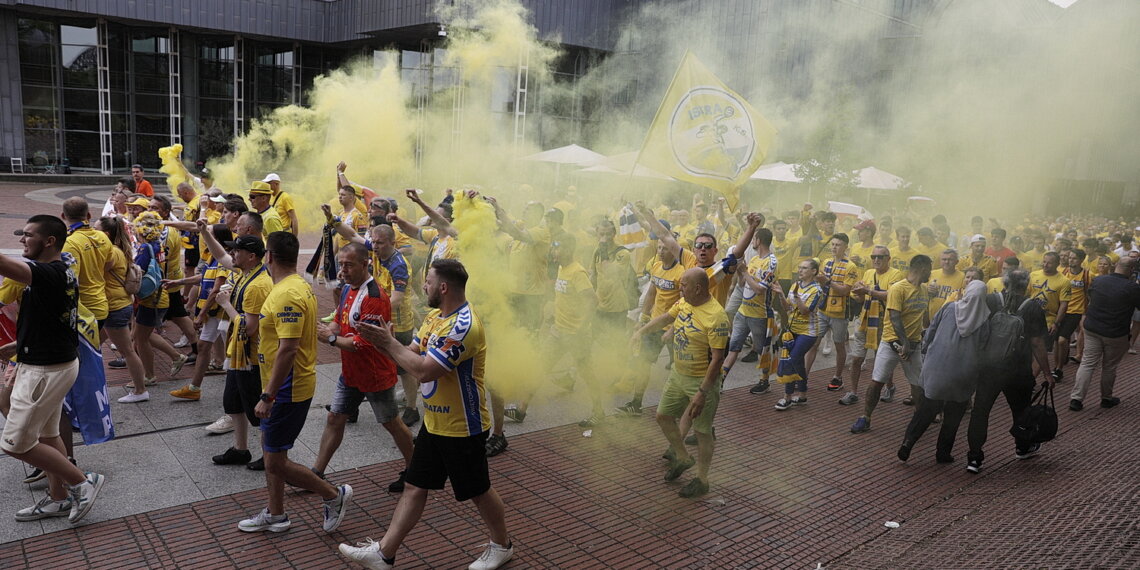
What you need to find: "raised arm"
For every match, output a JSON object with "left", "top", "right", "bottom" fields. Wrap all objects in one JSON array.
[
  {"left": 407, "top": 188, "right": 457, "bottom": 238},
  {"left": 635, "top": 201, "right": 680, "bottom": 260}
]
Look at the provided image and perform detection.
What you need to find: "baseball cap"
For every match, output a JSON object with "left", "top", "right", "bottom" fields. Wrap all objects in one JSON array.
[
  {"left": 206, "top": 192, "right": 226, "bottom": 203},
  {"left": 223, "top": 235, "right": 265, "bottom": 256},
  {"left": 249, "top": 181, "right": 272, "bottom": 195},
  {"left": 261, "top": 173, "right": 281, "bottom": 183},
  {"left": 853, "top": 220, "right": 876, "bottom": 232},
  {"left": 200, "top": 167, "right": 212, "bottom": 179},
  {"left": 970, "top": 233, "right": 987, "bottom": 244},
  {"left": 127, "top": 196, "right": 151, "bottom": 208}
]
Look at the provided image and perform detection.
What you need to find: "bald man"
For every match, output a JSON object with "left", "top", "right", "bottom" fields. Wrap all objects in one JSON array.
[{"left": 631, "top": 268, "right": 729, "bottom": 499}]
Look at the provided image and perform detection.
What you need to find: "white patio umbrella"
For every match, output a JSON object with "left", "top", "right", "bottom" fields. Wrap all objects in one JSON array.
[
  {"left": 853, "top": 166, "right": 907, "bottom": 190},
  {"left": 828, "top": 200, "right": 874, "bottom": 221},
  {"left": 520, "top": 144, "right": 606, "bottom": 166},
  {"left": 579, "top": 151, "right": 675, "bottom": 181},
  {"left": 750, "top": 161, "right": 804, "bottom": 183}
]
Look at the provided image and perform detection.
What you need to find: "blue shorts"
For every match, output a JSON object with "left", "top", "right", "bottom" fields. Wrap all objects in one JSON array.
[
  {"left": 135, "top": 306, "right": 167, "bottom": 328},
  {"left": 261, "top": 399, "right": 311, "bottom": 453},
  {"left": 104, "top": 306, "right": 133, "bottom": 330}
]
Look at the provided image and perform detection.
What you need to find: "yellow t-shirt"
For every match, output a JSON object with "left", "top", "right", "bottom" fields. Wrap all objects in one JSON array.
[
  {"left": 554, "top": 262, "right": 594, "bottom": 334},
  {"left": 914, "top": 241, "right": 946, "bottom": 261},
  {"left": 648, "top": 249, "right": 698, "bottom": 318},
  {"left": 667, "top": 298, "right": 730, "bottom": 377},
  {"left": 928, "top": 269, "right": 965, "bottom": 318},
  {"left": 986, "top": 276, "right": 1005, "bottom": 294},
  {"left": 258, "top": 274, "right": 318, "bottom": 402},
  {"left": 957, "top": 255, "right": 998, "bottom": 281},
  {"left": 883, "top": 279, "right": 929, "bottom": 343},
  {"left": 414, "top": 302, "right": 491, "bottom": 437},
  {"left": 891, "top": 246, "right": 918, "bottom": 273},
  {"left": 857, "top": 267, "right": 905, "bottom": 349},
  {"left": 63, "top": 227, "right": 112, "bottom": 320},
  {"left": 739, "top": 253, "right": 777, "bottom": 319},
  {"left": 272, "top": 191, "right": 296, "bottom": 233},
  {"left": 593, "top": 244, "right": 637, "bottom": 314},
  {"left": 704, "top": 262, "right": 734, "bottom": 308},
  {"left": 0, "top": 277, "right": 27, "bottom": 304},
  {"left": 259, "top": 208, "right": 284, "bottom": 239},
  {"left": 848, "top": 242, "right": 877, "bottom": 273},
  {"left": 103, "top": 247, "right": 132, "bottom": 312},
  {"left": 820, "top": 257, "right": 859, "bottom": 318},
  {"left": 1020, "top": 249, "right": 1046, "bottom": 272},
  {"left": 1028, "top": 270, "right": 1072, "bottom": 326},
  {"left": 1063, "top": 267, "right": 1090, "bottom": 315},
  {"left": 770, "top": 236, "right": 796, "bottom": 281},
  {"left": 509, "top": 225, "right": 551, "bottom": 296},
  {"left": 226, "top": 264, "right": 272, "bottom": 370},
  {"left": 161, "top": 228, "right": 184, "bottom": 281},
  {"left": 335, "top": 206, "right": 369, "bottom": 251}
]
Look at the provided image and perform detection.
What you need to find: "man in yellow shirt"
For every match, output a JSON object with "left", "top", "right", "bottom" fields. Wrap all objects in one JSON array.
[
  {"left": 238, "top": 231, "right": 351, "bottom": 534},
  {"left": 795, "top": 206, "right": 835, "bottom": 265},
  {"left": 262, "top": 173, "right": 298, "bottom": 234},
  {"left": 346, "top": 259, "right": 514, "bottom": 570},
  {"left": 928, "top": 249, "right": 966, "bottom": 319},
  {"left": 958, "top": 234, "right": 998, "bottom": 281},
  {"left": 987, "top": 256, "right": 1024, "bottom": 294},
  {"left": 848, "top": 220, "right": 878, "bottom": 273},
  {"left": 891, "top": 226, "right": 918, "bottom": 273},
  {"left": 248, "top": 182, "right": 284, "bottom": 238},
  {"left": 851, "top": 254, "right": 932, "bottom": 434},
  {"left": 770, "top": 219, "right": 796, "bottom": 291},
  {"left": 1055, "top": 249, "right": 1090, "bottom": 379},
  {"left": 806, "top": 233, "right": 860, "bottom": 391},
  {"left": 914, "top": 227, "right": 945, "bottom": 260},
  {"left": 60, "top": 197, "right": 111, "bottom": 326},
  {"left": 632, "top": 268, "right": 729, "bottom": 499},
  {"left": 842, "top": 246, "right": 905, "bottom": 406},
  {"left": 1020, "top": 232, "right": 1048, "bottom": 272}
]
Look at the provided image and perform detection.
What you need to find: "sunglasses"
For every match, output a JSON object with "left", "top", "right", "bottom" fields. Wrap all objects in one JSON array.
[
  {"left": 870, "top": 255, "right": 887, "bottom": 260},
  {"left": 693, "top": 242, "right": 716, "bottom": 250}
]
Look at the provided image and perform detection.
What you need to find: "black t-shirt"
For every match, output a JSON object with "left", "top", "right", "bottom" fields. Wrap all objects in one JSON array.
[
  {"left": 17, "top": 260, "right": 79, "bottom": 365},
  {"left": 986, "top": 292, "right": 1047, "bottom": 376}
]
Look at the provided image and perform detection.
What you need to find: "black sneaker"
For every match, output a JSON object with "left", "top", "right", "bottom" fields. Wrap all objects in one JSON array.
[
  {"left": 185, "top": 353, "right": 197, "bottom": 365},
  {"left": 826, "top": 377, "right": 843, "bottom": 391},
  {"left": 23, "top": 468, "right": 46, "bottom": 484},
  {"left": 662, "top": 448, "right": 676, "bottom": 461},
  {"left": 615, "top": 402, "right": 642, "bottom": 416},
  {"left": 664, "top": 456, "right": 695, "bottom": 482},
  {"left": 1050, "top": 368, "right": 1063, "bottom": 382},
  {"left": 213, "top": 447, "right": 252, "bottom": 466},
  {"left": 966, "top": 459, "right": 982, "bottom": 474},
  {"left": 1015, "top": 443, "right": 1041, "bottom": 460},
  {"left": 1069, "top": 399, "right": 1083, "bottom": 411},
  {"left": 1101, "top": 397, "right": 1121, "bottom": 408},
  {"left": 387, "top": 470, "right": 406, "bottom": 493},
  {"left": 401, "top": 407, "right": 420, "bottom": 427},
  {"left": 749, "top": 380, "right": 770, "bottom": 394},
  {"left": 897, "top": 443, "right": 912, "bottom": 462},
  {"left": 740, "top": 351, "right": 758, "bottom": 363},
  {"left": 107, "top": 358, "right": 126, "bottom": 369},
  {"left": 246, "top": 457, "right": 265, "bottom": 471},
  {"left": 485, "top": 434, "right": 508, "bottom": 457},
  {"left": 578, "top": 413, "right": 604, "bottom": 428}
]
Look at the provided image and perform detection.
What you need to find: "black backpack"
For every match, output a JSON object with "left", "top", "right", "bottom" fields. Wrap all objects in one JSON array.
[{"left": 981, "top": 292, "right": 1033, "bottom": 366}]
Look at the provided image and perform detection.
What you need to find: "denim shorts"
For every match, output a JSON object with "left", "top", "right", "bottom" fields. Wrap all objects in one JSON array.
[
  {"left": 104, "top": 305, "right": 133, "bottom": 330},
  {"left": 135, "top": 306, "right": 167, "bottom": 328},
  {"left": 330, "top": 375, "right": 399, "bottom": 423}
]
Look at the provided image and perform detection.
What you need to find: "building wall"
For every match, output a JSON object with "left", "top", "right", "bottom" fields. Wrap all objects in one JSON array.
[{"left": 0, "top": 10, "right": 24, "bottom": 167}]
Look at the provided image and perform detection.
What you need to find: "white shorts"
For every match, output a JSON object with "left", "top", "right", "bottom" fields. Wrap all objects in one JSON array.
[
  {"left": 199, "top": 317, "right": 231, "bottom": 343},
  {"left": 1, "top": 359, "right": 79, "bottom": 454},
  {"left": 871, "top": 341, "right": 923, "bottom": 386}
]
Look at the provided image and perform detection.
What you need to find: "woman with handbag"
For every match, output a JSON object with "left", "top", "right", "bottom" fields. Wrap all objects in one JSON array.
[{"left": 97, "top": 216, "right": 149, "bottom": 403}]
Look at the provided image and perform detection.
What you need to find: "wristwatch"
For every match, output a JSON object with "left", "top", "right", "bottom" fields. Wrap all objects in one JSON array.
[
  {"left": 259, "top": 393, "right": 275, "bottom": 403},
  {"left": 327, "top": 334, "right": 337, "bottom": 346}
]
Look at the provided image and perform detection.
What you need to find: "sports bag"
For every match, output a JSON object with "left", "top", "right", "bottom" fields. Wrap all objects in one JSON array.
[{"left": 1009, "top": 381, "right": 1058, "bottom": 444}]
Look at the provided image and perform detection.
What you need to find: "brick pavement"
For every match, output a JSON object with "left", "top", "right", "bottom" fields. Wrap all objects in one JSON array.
[{"left": 0, "top": 352, "right": 1135, "bottom": 569}]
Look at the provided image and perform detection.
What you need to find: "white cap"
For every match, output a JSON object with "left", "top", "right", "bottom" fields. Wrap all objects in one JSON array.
[
  {"left": 262, "top": 173, "right": 281, "bottom": 183},
  {"left": 970, "top": 233, "right": 987, "bottom": 244}
]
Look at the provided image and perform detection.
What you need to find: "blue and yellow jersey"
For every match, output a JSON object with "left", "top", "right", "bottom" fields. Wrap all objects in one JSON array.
[
  {"left": 739, "top": 253, "right": 777, "bottom": 319},
  {"left": 858, "top": 267, "right": 905, "bottom": 348},
  {"left": 258, "top": 274, "right": 318, "bottom": 402},
  {"left": 820, "top": 257, "right": 859, "bottom": 318},
  {"left": 197, "top": 260, "right": 232, "bottom": 318},
  {"left": 667, "top": 298, "right": 730, "bottom": 377},
  {"left": 414, "top": 302, "right": 491, "bottom": 437},
  {"left": 418, "top": 227, "right": 458, "bottom": 279},
  {"left": 787, "top": 281, "right": 823, "bottom": 336}
]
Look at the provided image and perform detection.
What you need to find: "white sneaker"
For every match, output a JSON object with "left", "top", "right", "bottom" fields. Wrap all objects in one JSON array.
[
  {"left": 68, "top": 472, "right": 106, "bottom": 524},
  {"left": 109, "top": 343, "right": 118, "bottom": 351},
  {"left": 322, "top": 484, "right": 353, "bottom": 532},
  {"left": 169, "top": 354, "right": 190, "bottom": 376},
  {"left": 469, "top": 541, "right": 514, "bottom": 570},
  {"left": 204, "top": 415, "right": 235, "bottom": 434},
  {"left": 117, "top": 390, "right": 150, "bottom": 403},
  {"left": 15, "top": 494, "right": 73, "bottom": 521},
  {"left": 174, "top": 335, "right": 190, "bottom": 348},
  {"left": 339, "top": 538, "right": 392, "bottom": 569},
  {"left": 238, "top": 508, "right": 291, "bottom": 533}
]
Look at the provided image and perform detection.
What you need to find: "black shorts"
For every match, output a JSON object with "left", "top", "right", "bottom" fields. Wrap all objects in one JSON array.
[
  {"left": 394, "top": 330, "right": 414, "bottom": 375},
  {"left": 405, "top": 425, "right": 491, "bottom": 501},
  {"left": 223, "top": 367, "right": 261, "bottom": 427},
  {"left": 260, "top": 399, "right": 311, "bottom": 453},
  {"left": 1056, "top": 313, "right": 1081, "bottom": 340},
  {"left": 165, "top": 291, "right": 189, "bottom": 320}
]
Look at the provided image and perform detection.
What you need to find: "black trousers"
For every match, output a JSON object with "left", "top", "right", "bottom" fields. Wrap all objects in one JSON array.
[
  {"left": 966, "top": 370, "right": 1035, "bottom": 463},
  {"left": 903, "top": 385, "right": 968, "bottom": 458}
]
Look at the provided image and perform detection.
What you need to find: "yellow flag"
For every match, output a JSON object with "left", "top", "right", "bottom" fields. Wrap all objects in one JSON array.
[{"left": 636, "top": 52, "right": 777, "bottom": 210}]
